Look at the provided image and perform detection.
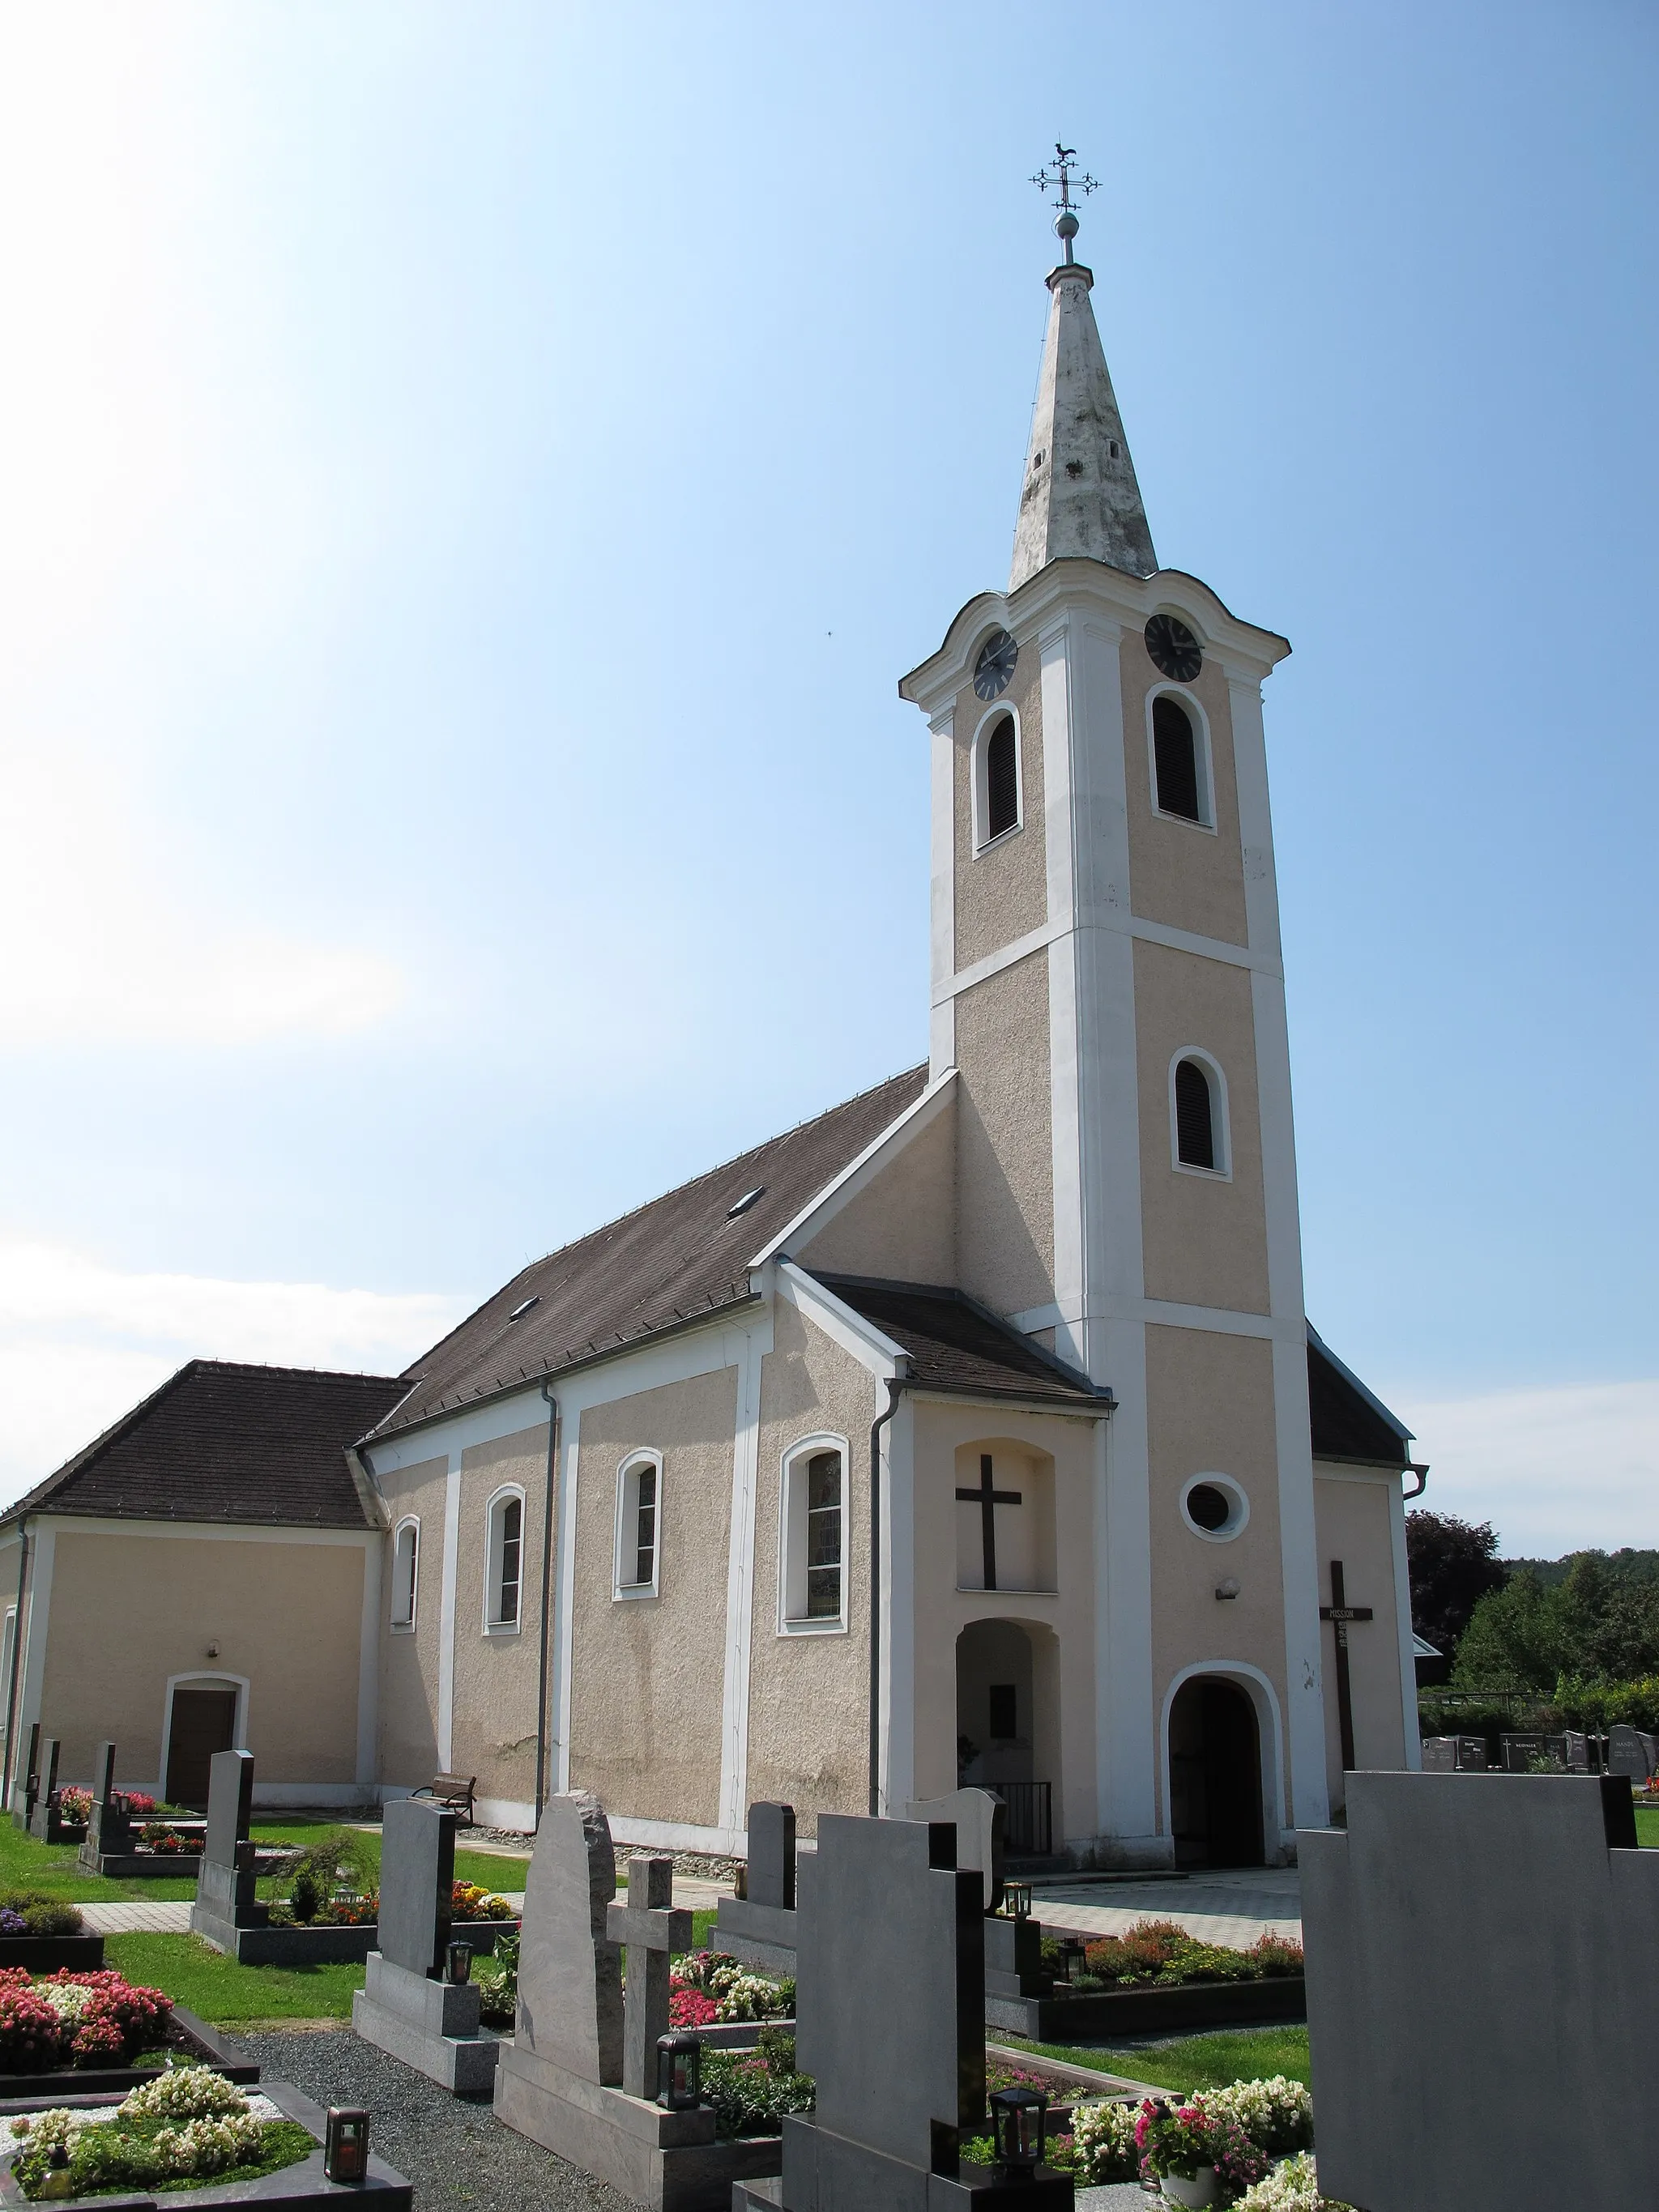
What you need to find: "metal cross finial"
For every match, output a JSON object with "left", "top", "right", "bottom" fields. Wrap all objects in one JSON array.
[{"left": 1030, "top": 142, "right": 1098, "bottom": 264}]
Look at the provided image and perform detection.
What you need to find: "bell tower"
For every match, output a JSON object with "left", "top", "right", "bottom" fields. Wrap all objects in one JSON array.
[{"left": 898, "top": 164, "right": 1329, "bottom": 1853}]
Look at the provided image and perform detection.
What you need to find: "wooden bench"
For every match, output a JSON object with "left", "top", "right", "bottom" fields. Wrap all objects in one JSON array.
[{"left": 412, "top": 1775, "right": 477, "bottom": 1825}]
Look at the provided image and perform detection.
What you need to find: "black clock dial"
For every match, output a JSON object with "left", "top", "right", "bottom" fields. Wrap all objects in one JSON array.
[
  {"left": 1144, "top": 612, "right": 1202, "bottom": 683},
  {"left": 973, "top": 629, "right": 1018, "bottom": 701}
]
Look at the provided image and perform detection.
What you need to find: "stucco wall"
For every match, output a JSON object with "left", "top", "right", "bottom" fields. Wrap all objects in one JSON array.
[
  {"left": 908, "top": 1400, "right": 1102, "bottom": 1848},
  {"left": 744, "top": 1298, "right": 878, "bottom": 1831},
  {"left": 1135, "top": 939, "right": 1270, "bottom": 1315},
  {"left": 797, "top": 1098, "right": 957, "bottom": 1284},
  {"left": 38, "top": 1526, "right": 367, "bottom": 1788},
  {"left": 448, "top": 1426, "right": 549, "bottom": 1815},
  {"left": 377, "top": 1451, "right": 448, "bottom": 1788},
  {"left": 1145, "top": 1325, "right": 1288, "bottom": 1831},
  {"left": 568, "top": 1368, "right": 737, "bottom": 1826},
  {"left": 1120, "top": 628, "right": 1249, "bottom": 948},
  {"left": 1313, "top": 1468, "right": 1409, "bottom": 1797},
  {"left": 954, "top": 951, "right": 1056, "bottom": 1317},
  {"left": 953, "top": 650, "right": 1048, "bottom": 970}
]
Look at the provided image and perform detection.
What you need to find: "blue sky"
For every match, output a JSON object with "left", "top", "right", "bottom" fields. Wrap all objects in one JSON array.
[{"left": 1, "top": 2, "right": 1653, "bottom": 1554}]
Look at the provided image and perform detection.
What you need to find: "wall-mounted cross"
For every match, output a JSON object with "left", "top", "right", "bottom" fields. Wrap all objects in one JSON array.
[
  {"left": 957, "top": 1453, "right": 1022, "bottom": 1592},
  {"left": 1320, "top": 1559, "right": 1374, "bottom": 1775},
  {"left": 605, "top": 1854, "right": 693, "bottom": 2100}
]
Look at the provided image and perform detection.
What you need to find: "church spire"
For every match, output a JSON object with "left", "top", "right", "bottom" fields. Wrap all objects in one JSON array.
[{"left": 1011, "top": 150, "right": 1157, "bottom": 590}]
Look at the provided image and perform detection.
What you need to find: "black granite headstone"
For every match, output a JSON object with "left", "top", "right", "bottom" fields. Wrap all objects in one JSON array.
[
  {"left": 1304, "top": 1770, "right": 1653, "bottom": 2211},
  {"left": 27, "top": 1738, "right": 59, "bottom": 1841},
  {"left": 13, "top": 1722, "right": 39, "bottom": 1831},
  {"left": 1609, "top": 1724, "right": 1657, "bottom": 1781},
  {"left": 748, "top": 1803, "right": 795, "bottom": 1910},
  {"left": 378, "top": 1796, "right": 454, "bottom": 1979},
  {"left": 1421, "top": 1734, "right": 1486, "bottom": 1772}
]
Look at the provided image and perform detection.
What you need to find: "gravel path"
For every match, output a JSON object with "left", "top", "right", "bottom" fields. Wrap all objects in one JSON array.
[{"left": 239, "top": 2027, "right": 639, "bottom": 2211}]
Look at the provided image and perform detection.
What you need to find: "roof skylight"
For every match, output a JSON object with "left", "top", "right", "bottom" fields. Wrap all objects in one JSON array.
[
  {"left": 507, "top": 1296, "right": 540, "bottom": 1322},
  {"left": 726, "top": 1187, "right": 766, "bottom": 1219}
]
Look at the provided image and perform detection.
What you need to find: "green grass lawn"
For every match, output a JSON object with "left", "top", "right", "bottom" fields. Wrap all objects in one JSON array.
[
  {"left": 1023, "top": 2024, "right": 1311, "bottom": 2094},
  {"left": 105, "top": 1933, "right": 366, "bottom": 2023},
  {"left": 1634, "top": 1805, "right": 1659, "bottom": 1848},
  {"left": 0, "top": 1816, "right": 530, "bottom": 1906}
]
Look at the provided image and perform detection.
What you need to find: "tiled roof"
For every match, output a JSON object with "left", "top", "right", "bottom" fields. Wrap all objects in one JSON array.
[
  {"left": 379, "top": 1067, "right": 930, "bottom": 1436},
  {"left": 3, "top": 1362, "right": 409, "bottom": 1529},
  {"left": 1308, "top": 1328, "right": 1414, "bottom": 1468},
  {"left": 811, "top": 1275, "right": 1110, "bottom": 1411}
]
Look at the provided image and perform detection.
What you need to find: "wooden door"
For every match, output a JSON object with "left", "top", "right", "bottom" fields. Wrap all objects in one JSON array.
[{"left": 165, "top": 1688, "right": 237, "bottom": 1809}]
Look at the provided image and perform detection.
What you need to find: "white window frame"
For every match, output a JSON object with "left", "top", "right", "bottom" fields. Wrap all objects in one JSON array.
[
  {"left": 1145, "top": 683, "right": 1217, "bottom": 833},
  {"left": 483, "top": 1484, "right": 527, "bottom": 1635},
  {"left": 390, "top": 1516, "right": 420, "bottom": 1633},
  {"left": 970, "top": 703, "right": 1024, "bottom": 855},
  {"left": 614, "top": 1451, "right": 663, "bottom": 1600},
  {"left": 1179, "top": 1473, "right": 1250, "bottom": 1543},
  {"left": 778, "top": 1433, "right": 851, "bottom": 1636},
  {"left": 1169, "top": 1047, "right": 1232, "bottom": 1181}
]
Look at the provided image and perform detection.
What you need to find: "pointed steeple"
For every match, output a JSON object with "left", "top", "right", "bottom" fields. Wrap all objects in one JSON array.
[{"left": 1009, "top": 247, "right": 1157, "bottom": 590}]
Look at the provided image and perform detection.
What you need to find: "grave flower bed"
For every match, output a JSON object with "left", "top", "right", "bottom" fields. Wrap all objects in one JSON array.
[
  {"left": 55, "top": 1791, "right": 92, "bottom": 1828},
  {"left": 0, "top": 1971, "right": 170, "bottom": 2074},
  {"left": 698, "top": 2029, "right": 815, "bottom": 2140},
  {"left": 667, "top": 1950, "right": 793, "bottom": 2028},
  {"left": 451, "top": 1880, "right": 514, "bottom": 1921},
  {"left": 1037, "top": 2076, "right": 1315, "bottom": 2205},
  {"left": 1043, "top": 1919, "right": 1304, "bottom": 1992},
  {"left": 475, "top": 1929, "right": 518, "bottom": 2026},
  {"left": 137, "top": 1826, "right": 196, "bottom": 1857},
  {"left": 7, "top": 2065, "right": 312, "bottom": 2201},
  {"left": 0, "top": 1898, "right": 83, "bottom": 1942}
]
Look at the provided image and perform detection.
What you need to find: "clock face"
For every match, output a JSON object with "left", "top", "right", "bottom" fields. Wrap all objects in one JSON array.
[
  {"left": 1145, "top": 612, "right": 1202, "bottom": 684},
  {"left": 973, "top": 629, "right": 1018, "bottom": 701}
]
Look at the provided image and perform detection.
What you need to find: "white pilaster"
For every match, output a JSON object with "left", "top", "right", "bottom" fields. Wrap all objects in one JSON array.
[
  {"left": 928, "top": 708, "right": 957, "bottom": 1079},
  {"left": 436, "top": 1453, "right": 463, "bottom": 1771},
  {"left": 881, "top": 1391, "right": 917, "bottom": 1813},
  {"left": 718, "top": 1325, "right": 764, "bottom": 1835},
  {"left": 356, "top": 1534, "right": 382, "bottom": 1788}
]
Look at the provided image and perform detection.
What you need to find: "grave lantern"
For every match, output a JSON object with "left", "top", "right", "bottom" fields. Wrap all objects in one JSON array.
[
  {"left": 446, "top": 1938, "right": 474, "bottom": 1985},
  {"left": 1058, "top": 1936, "right": 1087, "bottom": 1984},
  {"left": 988, "top": 2084, "right": 1047, "bottom": 2172},
  {"left": 655, "top": 2030, "right": 702, "bottom": 2110},
  {"left": 322, "top": 2107, "right": 370, "bottom": 2184},
  {"left": 1002, "top": 1879, "right": 1033, "bottom": 1920}
]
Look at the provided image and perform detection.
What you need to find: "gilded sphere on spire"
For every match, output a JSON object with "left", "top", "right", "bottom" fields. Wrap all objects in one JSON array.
[{"left": 1055, "top": 211, "right": 1079, "bottom": 241}]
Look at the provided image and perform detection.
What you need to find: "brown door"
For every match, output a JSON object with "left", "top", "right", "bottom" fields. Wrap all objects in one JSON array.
[{"left": 165, "top": 1689, "right": 237, "bottom": 1809}]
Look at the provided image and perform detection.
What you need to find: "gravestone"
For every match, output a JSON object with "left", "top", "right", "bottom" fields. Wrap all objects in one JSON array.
[
  {"left": 906, "top": 1788, "right": 1005, "bottom": 1912},
  {"left": 353, "top": 1796, "right": 497, "bottom": 2095},
  {"left": 1609, "top": 1723, "right": 1657, "bottom": 1781},
  {"left": 27, "top": 1737, "right": 61, "bottom": 1841},
  {"left": 494, "top": 1791, "right": 779, "bottom": 2209},
  {"left": 1500, "top": 1732, "right": 1566, "bottom": 1774},
  {"left": 1303, "top": 1770, "right": 1658, "bottom": 2211},
  {"left": 77, "top": 1741, "right": 133, "bottom": 1867},
  {"left": 906, "top": 1788, "right": 1051, "bottom": 2030},
  {"left": 754, "top": 1811, "right": 1073, "bottom": 2210},
  {"left": 11, "top": 1722, "right": 39, "bottom": 1831},
  {"left": 608, "top": 1856, "right": 692, "bottom": 2099},
  {"left": 190, "top": 1748, "right": 263, "bottom": 1949},
  {"left": 715, "top": 1802, "right": 807, "bottom": 1975},
  {"left": 1563, "top": 1728, "right": 1591, "bottom": 1773},
  {"left": 1421, "top": 1734, "right": 1486, "bottom": 1771}
]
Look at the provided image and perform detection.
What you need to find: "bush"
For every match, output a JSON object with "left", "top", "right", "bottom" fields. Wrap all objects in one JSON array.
[
  {"left": 1204, "top": 2077, "right": 1315, "bottom": 2159},
  {"left": 0, "top": 1893, "right": 84, "bottom": 1939},
  {"left": 1235, "top": 2150, "right": 1354, "bottom": 2210},
  {"left": 1135, "top": 2099, "right": 1267, "bottom": 2196},
  {"left": 0, "top": 1970, "right": 168, "bottom": 2073},
  {"left": 1050, "top": 2099, "right": 1139, "bottom": 2183},
  {"left": 1056, "top": 1919, "right": 1302, "bottom": 1992},
  {"left": 286, "top": 1831, "right": 374, "bottom": 1924},
  {"left": 55, "top": 1789, "right": 91, "bottom": 1826},
  {"left": 698, "top": 2035, "right": 815, "bottom": 2139},
  {"left": 475, "top": 1928, "right": 518, "bottom": 2026}
]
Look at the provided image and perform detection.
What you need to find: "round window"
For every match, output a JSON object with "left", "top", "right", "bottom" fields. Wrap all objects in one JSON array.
[{"left": 1181, "top": 1475, "right": 1247, "bottom": 1542}]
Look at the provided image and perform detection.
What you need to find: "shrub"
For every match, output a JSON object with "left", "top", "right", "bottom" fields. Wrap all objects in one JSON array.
[
  {"left": 1135, "top": 2099, "right": 1267, "bottom": 2196},
  {"left": 117, "top": 1793, "right": 159, "bottom": 1818},
  {"left": 0, "top": 1893, "right": 84, "bottom": 1939},
  {"left": 1243, "top": 1936, "right": 1305, "bottom": 1979},
  {"left": 1235, "top": 2150, "right": 1354, "bottom": 2210},
  {"left": 475, "top": 1928, "right": 519, "bottom": 2025},
  {"left": 286, "top": 1830, "right": 374, "bottom": 1923},
  {"left": 699, "top": 2037, "right": 814, "bottom": 2139},
  {"left": 1205, "top": 2077, "right": 1315, "bottom": 2159},
  {"left": 1073, "top": 1919, "right": 1292, "bottom": 1991},
  {"left": 1050, "top": 2099, "right": 1139, "bottom": 2183},
  {"left": 55, "top": 1789, "right": 91, "bottom": 1825}
]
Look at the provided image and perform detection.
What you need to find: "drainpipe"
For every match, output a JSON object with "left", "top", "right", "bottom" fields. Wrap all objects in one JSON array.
[
  {"left": 868, "top": 1378, "right": 905, "bottom": 1818},
  {"left": 2, "top": 1520, "right": 28, "bottom": 1813},
  {"left": 534, "top": 1383, "right": 559, "bottom": 1818},
  {"left": 1403, "top": 1463, "right": 1429, "bottom": 1500}
]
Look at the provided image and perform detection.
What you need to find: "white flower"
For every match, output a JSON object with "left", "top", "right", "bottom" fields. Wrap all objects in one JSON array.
[
  {"left": 1203, "top": 2076, "right": 1315, "bottom": 2155},
  {"left": 1065, "top": 2099, "right": 1140, "bottom": 2183},
  {"left": 39, "top": 1984, "right": 92, "bottom": 2022},
  {"left": 10, "top": 2109, "right": 85, "bottom": 2152},
  {"left": 120, "top": 2068, "right": 249, "bottom": 2124},
  {"left": 1234, "top": 2150, "right": 1353, "bottom": 2210}
]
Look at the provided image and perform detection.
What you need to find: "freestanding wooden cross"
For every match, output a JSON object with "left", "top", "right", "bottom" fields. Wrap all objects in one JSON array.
[
  {"left": 956, "top": 1453, "right": 1022, "bottom": 1591},
  {"left": 605, "top": 1855, "right": 693, "bottom": 2099},
  {"left": 1320, "top": 1559, "right": 1374, "bottom": 1774}
]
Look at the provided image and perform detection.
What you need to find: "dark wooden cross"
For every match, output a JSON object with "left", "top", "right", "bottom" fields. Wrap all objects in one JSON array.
[
  {"left": 605, "top": 1854, "right": 693, "bottom": 2100},
  {"left": 956, "top": 1453, "right": 1022, "bottom": 1592},
  {"left": 1320, "top": 1559, "right": 1374, "bottom": 1775}
]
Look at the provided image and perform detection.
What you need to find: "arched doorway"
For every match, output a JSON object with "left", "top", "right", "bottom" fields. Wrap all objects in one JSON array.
[
  {"left": 955, "top": 1620, "right": 1058, "bottom": 1858},
  {"left": 1168, "top": 1676, "right": 1264, "bottom": 1869},
  {"left": 163, "top": 1678, "right": 242, "bottom": 1809}
]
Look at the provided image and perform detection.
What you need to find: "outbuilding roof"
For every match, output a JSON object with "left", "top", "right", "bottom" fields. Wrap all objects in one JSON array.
[
  {"left": 3, "top": 1361, "right": 408, "bottom": 1529},
  {"left": 377, "top": 1066, "right": 929, "bottom": 1436},
  {"left": 1307, "top": 1327, "right": 1415, "bottom": 1468},
  {"left": 811, "top": 1275, "right": 1110, "bottom": 1412}
]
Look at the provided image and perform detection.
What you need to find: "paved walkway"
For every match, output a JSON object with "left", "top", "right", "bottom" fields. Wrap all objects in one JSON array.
[
  {"left": 1032, "top": 1865, "right": 1303, "bottom": 1950},
  {"left": 82, "top": 1899, "right": 194, "bottom": 1933}
]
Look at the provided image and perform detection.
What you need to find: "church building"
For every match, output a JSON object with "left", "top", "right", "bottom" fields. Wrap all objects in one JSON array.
[{"left": 354, "top": 196, "right": 1427, "bottom": 1868}]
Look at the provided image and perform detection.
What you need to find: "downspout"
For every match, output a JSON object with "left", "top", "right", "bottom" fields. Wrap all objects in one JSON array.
[
  {"left": 1403, "top": 1463, "right": 1429, "bottom": 1501},
  {"left": 868, "top": 1378, "right": 905, "bottom": 1818},
  {"left": 534, "top": 1383, "right": 559, "bottom": 1818},
  {"left": 2, "top": 1520, "right": 28, "bottom": 1813}
]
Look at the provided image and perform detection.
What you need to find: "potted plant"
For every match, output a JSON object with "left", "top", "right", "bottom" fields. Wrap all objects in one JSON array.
[{"left": 1135, "top": 2098, "right": 1266, "bottom": 2206}]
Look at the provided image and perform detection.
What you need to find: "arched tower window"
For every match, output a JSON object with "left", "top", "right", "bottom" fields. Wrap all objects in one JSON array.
[
  {"left": 390, "top": 1519, "right": 419, "bottom": 1631},
  {"left": 1174, "top": 1056, "right": 1219, "bottom": 1170},
  {"left": 615, "top": 1454, "right": 661, "bottom": 1598},
  {"left": 984, "top": 715, "right": 1019, "bottom": 841},
  {"left": 485, "top": 1490, "right": 524, "bottom": 1630},
  {"left": 1152, "top": 695, "right": 1206, "bottom": 824}
]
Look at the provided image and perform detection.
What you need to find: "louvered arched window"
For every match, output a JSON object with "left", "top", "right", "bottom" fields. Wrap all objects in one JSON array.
[
  {"left": 984, "top": 716, "right": 1019, "bottom": 842},
  {"left": 1153, "top": 695, "right": 1208, "bottom": 825},
  {"left": 390, "top": 1519, "right": 419, "bottom": 1631},
  {"left": 1174, "top": 1056, "right": 1220, "bottom": 1172}
]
